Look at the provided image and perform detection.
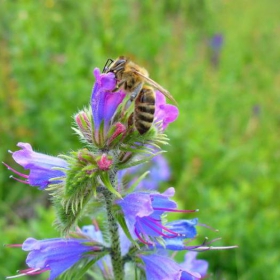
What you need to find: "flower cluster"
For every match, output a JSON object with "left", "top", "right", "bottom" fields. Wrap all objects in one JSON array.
[{"left": 5, "top": 63, "right": 235, "bottom": 280}]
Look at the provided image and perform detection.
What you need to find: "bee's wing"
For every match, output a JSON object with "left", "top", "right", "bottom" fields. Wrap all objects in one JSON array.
[{"left": 133, "top": 70, "right": 177, "bottom": 105}]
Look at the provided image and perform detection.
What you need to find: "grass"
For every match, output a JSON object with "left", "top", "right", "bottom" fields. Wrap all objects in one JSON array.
[{"left": 0, "top": 0, "right": 279, "bottom": 279}]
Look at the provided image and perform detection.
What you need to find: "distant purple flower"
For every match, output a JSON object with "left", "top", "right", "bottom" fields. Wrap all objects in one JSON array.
[
  {"left": 252, "top": 104, "right": 261, "bottom": 117},
  {"left": 4, "top": 142, "right": 68, "bottom": 190},
  {"left": 119, "top": 154, "right": 171, "bottom": 191},
  {"left": 139, "top": 254, "right": 201, "bottom": 280},
  {"left": 210, "top": 34, "right": 224, "bottom": 51},
  {"left": 155, "top": 91, "right": 179, "bottom": 131},
  {"left": 11, "top": 237, "right": 102, "bottom": 280},
  {"left": 149, "top": 154, "right": 171, "bottom": 183},
  {"left": 116, "top": 187, "right": 196, "bottom": 245},
  {"left": 91, "top": 68, "right": 126, "bottom": 142},
  {"left": 180, "top": 252, "right": 208, "bottom": 279},
  {"left": 209, "top": 33, "right": 224, "bottom": 68}
]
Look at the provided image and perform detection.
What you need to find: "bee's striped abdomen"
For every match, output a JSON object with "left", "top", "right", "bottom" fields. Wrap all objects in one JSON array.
[{"left": 134, "top": 86, "right": 155, "bottom": 134}]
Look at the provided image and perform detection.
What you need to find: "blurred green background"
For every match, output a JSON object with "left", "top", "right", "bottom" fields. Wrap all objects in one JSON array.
[{"left": 1, "top": 0, "right": 279, "bottom": 279}]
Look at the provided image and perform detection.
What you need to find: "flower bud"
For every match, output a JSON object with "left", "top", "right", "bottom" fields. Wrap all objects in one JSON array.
[
  {"left": 107, "top": 122, "right": 127, "bottom": 146},
  {"left": 74, "top": 110, "right": 92, "bottom": 143},
  {"left": 97, "top": 154, "right": 113, "bottom": 171}
]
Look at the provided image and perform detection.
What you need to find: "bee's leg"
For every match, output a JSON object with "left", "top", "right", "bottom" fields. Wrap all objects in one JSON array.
[
  {"left": 130, "top": 83, "right": 143, "bottom": 101},
  {"left": 102, "top": 58, "right": 114, "bottom": 73}
]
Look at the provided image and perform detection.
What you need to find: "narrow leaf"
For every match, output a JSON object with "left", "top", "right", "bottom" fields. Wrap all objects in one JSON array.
[{"left": 99, "top": 172, "right": 122, "bottom": 199}]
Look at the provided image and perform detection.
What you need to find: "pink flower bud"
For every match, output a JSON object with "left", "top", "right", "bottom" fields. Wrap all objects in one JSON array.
[
  {"left": 75, "top": 111, "right": 92, "bottom": 142},
  {"left": 97, "top": 154, "right": 113, "bottom": 171},
  {"left": 107, "top": 122, "right": 126, "bottom": 145}
]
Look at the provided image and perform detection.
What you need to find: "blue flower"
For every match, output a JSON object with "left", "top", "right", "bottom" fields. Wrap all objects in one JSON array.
[
  {"left": 5, "top": 142, "right": 68, "bottom": 190},
  {"left": 209, "top": 33, "right": 224, "bottom": 68},
  {"left": 139, "top": 254, "right": 202, "bottom": 280},
  {"left": 160, "top": 219, "right": 198, "bottom": 250},
  {"left": 210, "top": 33, "right": 224, "bottom": 51},
  {"left": 118, "top": 154, "right": 171, "bottom": 191},
  {"left": 11, "top": 237, "right": 102, "bottom": 280},
  {"left": 81, "top": 224, "right": 131, "bottom": 279},
  {"left": 180, "top": 252, "right": 208, "bottom": 279},
  {"left": 91, "top": 68, "right": 126, "bottom": 143},
  {"left": 117, "top": 187, "right": 197, "bottom": 245}
]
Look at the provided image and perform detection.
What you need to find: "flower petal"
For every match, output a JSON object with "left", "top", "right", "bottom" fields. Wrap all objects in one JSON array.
[
  {"left": 91, "top": 68, "right": 125, "bottom": 137},
  {"left": 180, "top": 251, "right": 208, "bottom": 279},
  {"left": 155, "top": 91, "right": 179, "bottom": 131},
  {"left": 140, "top": 254, "right": 182, "bottom": 280},
  {"left": 22, "top": 237, "right": 96, "bottom": 280},
  {"left": 12, "top": 143, "right": 68, "bottom": 189}
]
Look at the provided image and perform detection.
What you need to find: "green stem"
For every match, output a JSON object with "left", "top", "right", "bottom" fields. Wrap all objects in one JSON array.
[{"left": 103, "top": 170, "right": 124, "bottom": 280}]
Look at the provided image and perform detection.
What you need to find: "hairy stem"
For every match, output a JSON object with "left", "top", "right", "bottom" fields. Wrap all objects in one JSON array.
[{"left": 102, "top": 169, "right": 124, "bottom": 280}]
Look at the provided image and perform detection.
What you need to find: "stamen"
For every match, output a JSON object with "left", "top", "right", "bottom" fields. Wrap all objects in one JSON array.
[
  {"left": 10, "top": 176, "right": 29, "bottom": 185},
  {"left": 6, "top": 268, "right": 44, "bottom": 279},
  {"left": 194, "top": 245, "right": 238, "bottom": 251},
  {"left": 182, "top": 236, "right": 238, "bottom": 252},
  {"left": 4, "top": 244, "right": 22, "bottom": 248},
  {"left": 6, "top": 273, "right": 26, "bottom": 279},
  {"left": 146, "top": 217, "right": 181, "bottom": 237},
  {"left": 153, "top": 207, "right": 199, "bottom": 213},
  {"left": 135, "top": 221, "right": 154, "bottom": 245},
  {"left": 142, "top": 218, "right": 179, "bottom": 238},
  {"left": 198, "top": 222, "right": 218, "bottom": 232},
  {"left": 184, "top": 269, "right": 201, "bottom": 279},
  {"left": 92, "top": 219, "right": 100, "bottom": 231},
  {"left": 135, "top": 228, "right": 151, "bottom": 245},
  {"left": 2, "top": 162, "right": 28, "bottom": 178},
  {"left": 27, "top": 268, "right": 48, "bottom": 275}
]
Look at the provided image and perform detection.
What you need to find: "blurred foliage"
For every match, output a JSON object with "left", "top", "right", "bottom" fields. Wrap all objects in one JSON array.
[{"left": 0, "top": 0, "right": 279, "bottom": 279}]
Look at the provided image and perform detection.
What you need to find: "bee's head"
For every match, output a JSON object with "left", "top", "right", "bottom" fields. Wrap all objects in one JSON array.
[{"left": 104, "top": 56, "right": 128, "bottom": 74}]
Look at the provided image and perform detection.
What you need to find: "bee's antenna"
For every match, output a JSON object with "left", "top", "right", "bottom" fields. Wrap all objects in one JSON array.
[{"left": 102, "top": 58, "right": 114, "bottom": 73}]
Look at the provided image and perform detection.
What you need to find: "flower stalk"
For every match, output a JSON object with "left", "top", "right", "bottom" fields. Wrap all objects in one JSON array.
[{"left": 102, "top": 186, "right": 124, "bottom": 280}]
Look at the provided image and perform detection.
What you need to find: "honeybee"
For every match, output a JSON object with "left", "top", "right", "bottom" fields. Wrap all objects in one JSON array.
[
  {"left": 133, "top": 86, "right": 155, "bottom": 134},
  {"left": 102, "top": 56, "right": 177, "bottom": 104}
]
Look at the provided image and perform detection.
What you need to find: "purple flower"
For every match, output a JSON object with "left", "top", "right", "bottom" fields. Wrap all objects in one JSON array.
[
  {"left": 82, "top": 224, "right": 131, "bottom": 256},
  {"left": 160, "top": 219, "right": 198, "bottom": 250},
  {"left": 91, "top": 68, "right": 126, "bottom": 143},
  {"left": 81, "top": 225, "right": 104, "bottom": 243},
  {"left": 5, "top": 142, "right": 68, "bottom": 190},
  {"left": 155, "top": 90, "right": 179, "bottom": 131},
  {"left": 116, "top": 187, "right": 196, "bottom": 245},
  {"left": 210, "top": 33, "right": 224, "bottom": 51},
  {"left": 139, "top": 254, "right": 201, "bottom": 280},
  {"left": 81, "top": 224, "right": 131, "bottom": 279},
  {"left": 148, "top": 154, "right": 171, "bottom": 183},
  {"left": 180, "top": 252, "right": 208, "bottom": 279},
  {"left": 11, "top": 237, "right": 102, "bottom": 280},
  {"left": 118, "top": 154, "right": 171, "bottom": 191},
  {"left": 209, "top": 33, "right": 224, "bottom": 68}
]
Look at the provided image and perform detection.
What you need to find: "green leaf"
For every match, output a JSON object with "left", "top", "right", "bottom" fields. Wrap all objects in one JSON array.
[
  {"left": 99, "top": 172, "right": 122, "bottom": 199},
  {"left": 117, "top": 152, "right": 163, "bottom": 170},
  {"left": 116, "top": 212, "right": 139, "bottom": 248},
  {"left": 74, "top": 253, "right": 107, "bottom": 280},
  {"left": 126, "top": 171, "right": 150, "bottom": 194}
]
